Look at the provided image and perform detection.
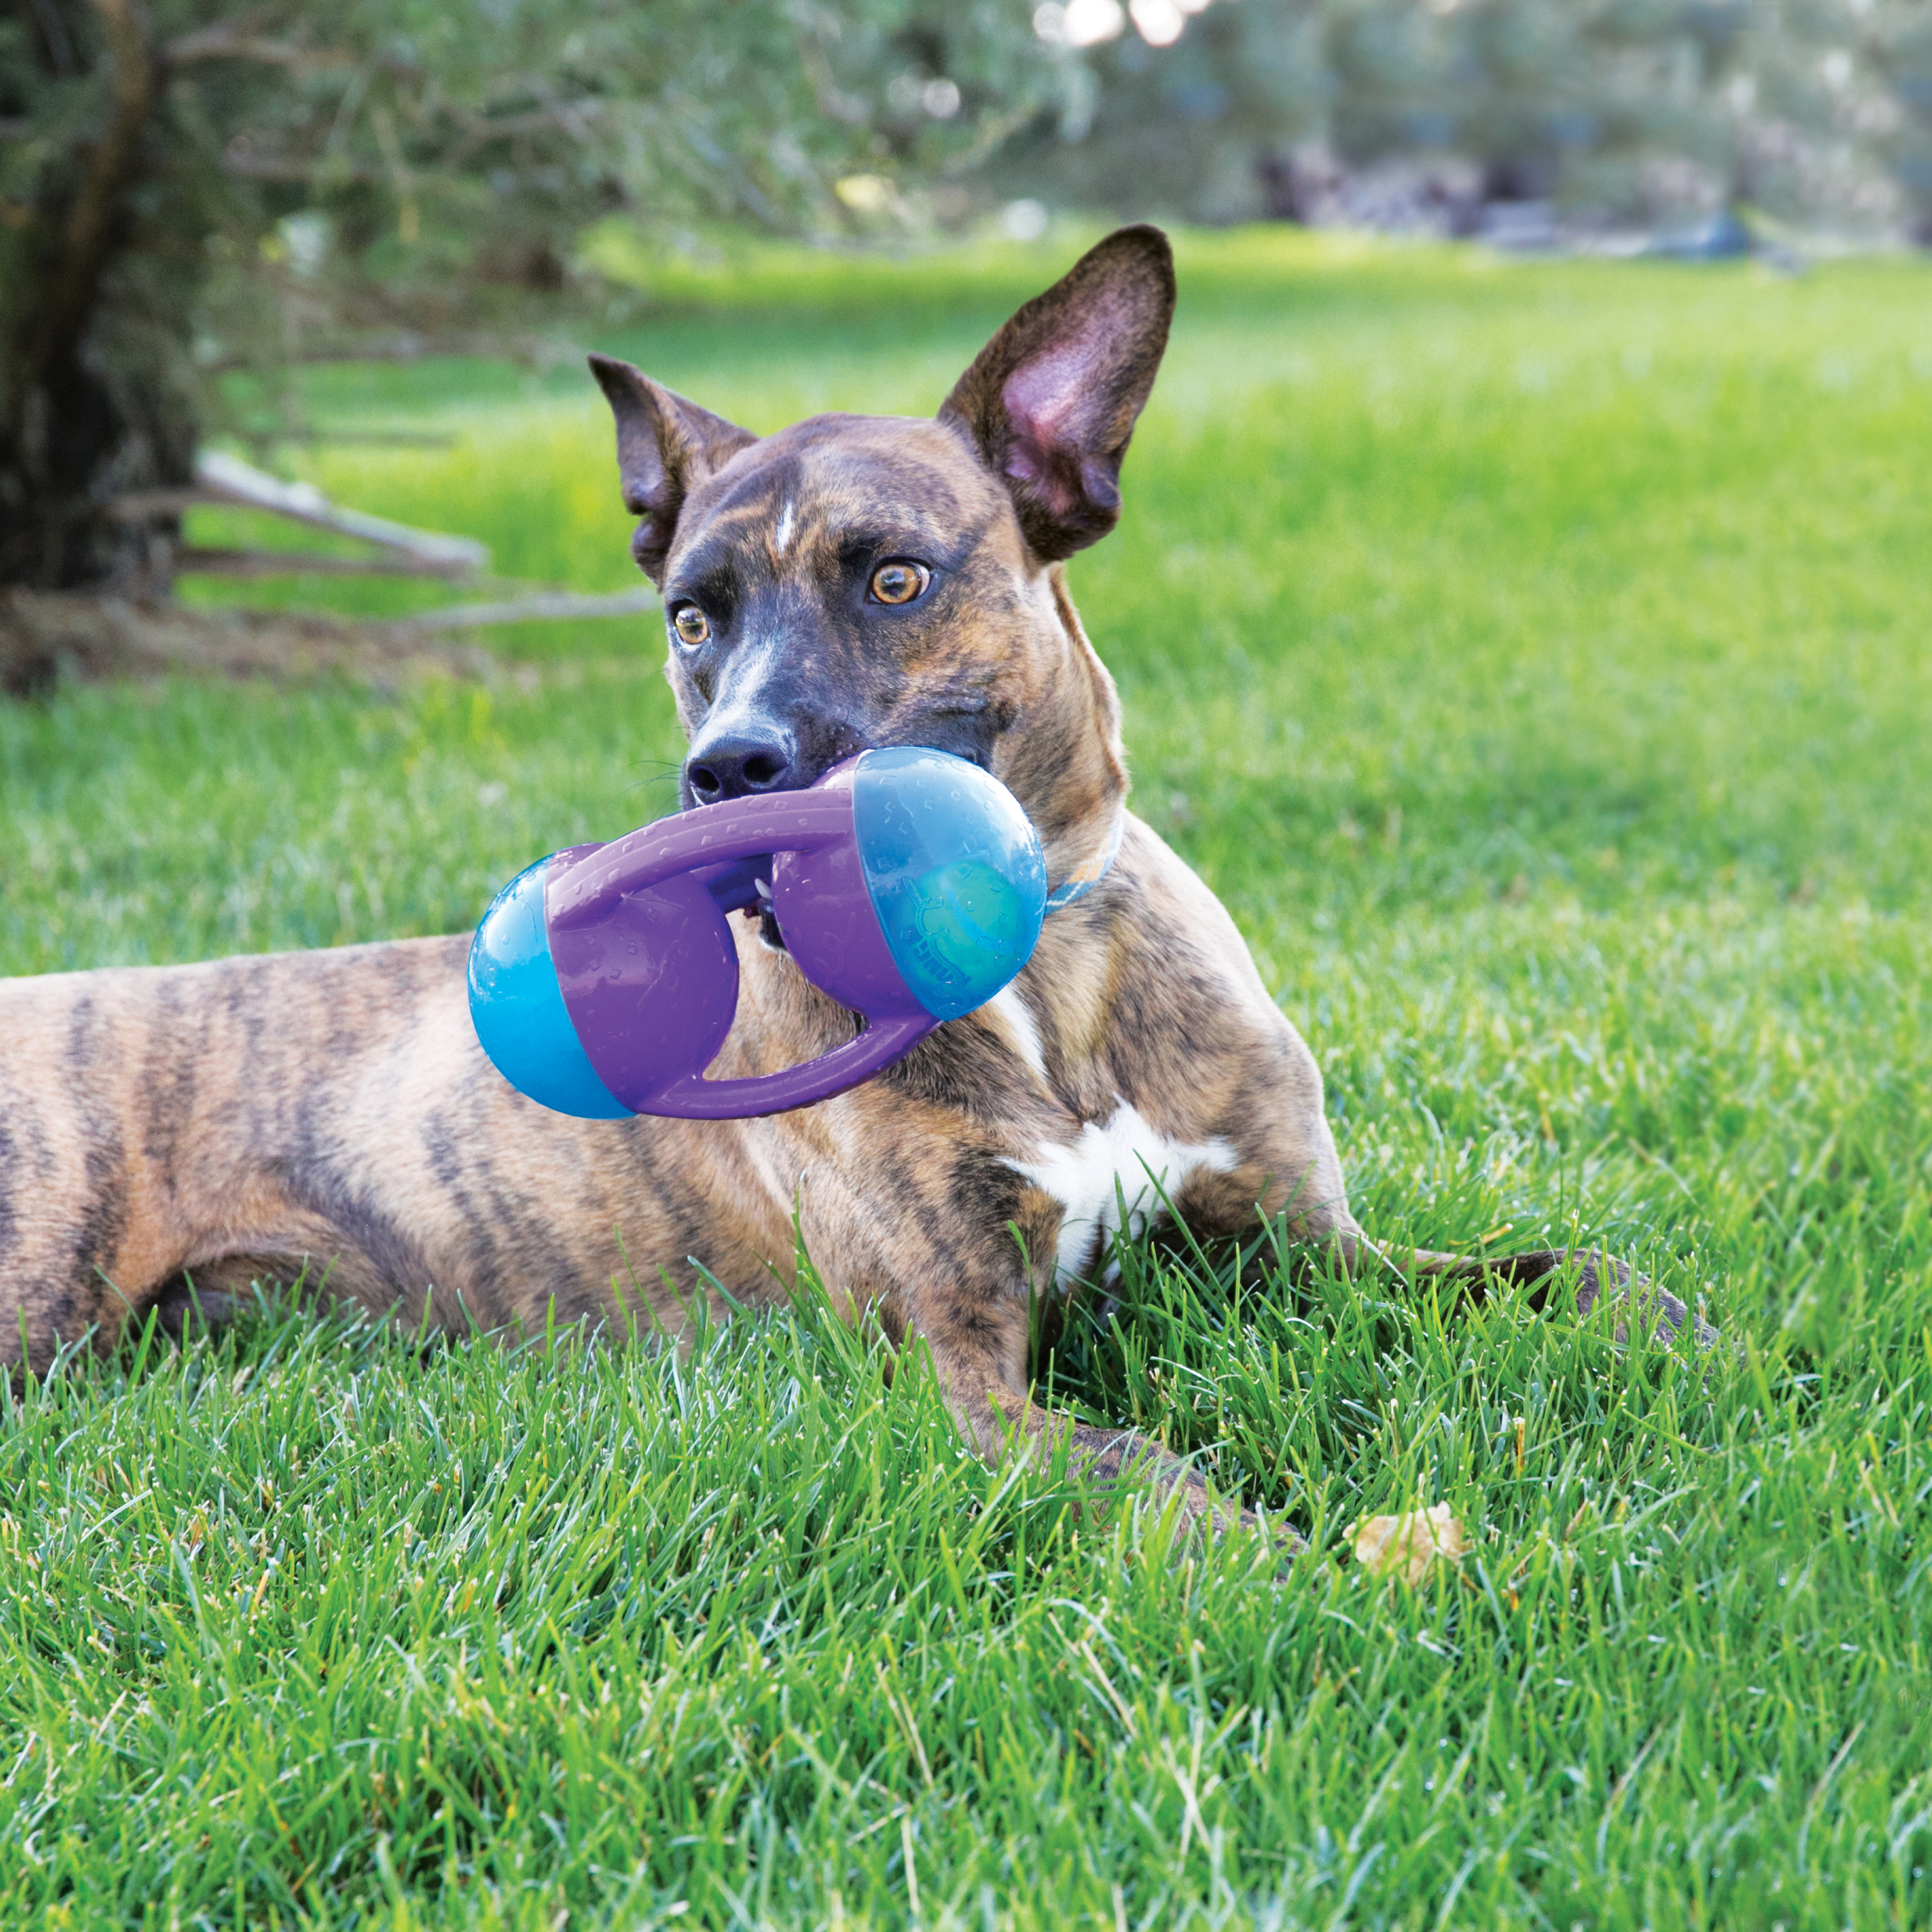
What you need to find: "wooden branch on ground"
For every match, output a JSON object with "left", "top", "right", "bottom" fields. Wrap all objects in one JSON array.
[
  {"left": 99, "top": 455, "right": 656, "bottom": 614},
  {"left": 106, "top": 451, "right": 491, "bottom": 574},
  {"left": 175, "top": 547, "right": 475, "bottom": 581},
  {"left": 192, "top": 451, "right": 489, "bottom": 571}
]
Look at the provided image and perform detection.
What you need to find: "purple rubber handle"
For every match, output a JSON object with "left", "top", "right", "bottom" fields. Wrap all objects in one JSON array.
[
  {"left": 626, "top": 1012, "right": 937, "bottom": 1119},
  {"left": 547, "top": 781, "right": 854, "bottom": 934},
  {"left": 540, "top": 760, "right": 939, "bottom": 1117}
]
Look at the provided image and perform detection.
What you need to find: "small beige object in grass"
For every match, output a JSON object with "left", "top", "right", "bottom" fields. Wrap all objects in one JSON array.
[{"left": 1353, "top": 1504, "right": 1470, "bottom": 1584}]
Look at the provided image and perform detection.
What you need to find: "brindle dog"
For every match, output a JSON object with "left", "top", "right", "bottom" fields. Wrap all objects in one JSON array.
[{"left": 0, "top": 227, "right": 1698, "bottom": 1533}]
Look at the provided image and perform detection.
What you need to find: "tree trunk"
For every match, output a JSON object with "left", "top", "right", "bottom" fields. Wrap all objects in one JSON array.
[{"left": 1, "top": 0, "right": 195, "bottom": 591}]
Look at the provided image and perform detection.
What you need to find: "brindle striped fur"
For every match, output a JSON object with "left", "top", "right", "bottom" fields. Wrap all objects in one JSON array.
[{"left": 0, "top": 228, "right": 1698, "bottom": 1537}]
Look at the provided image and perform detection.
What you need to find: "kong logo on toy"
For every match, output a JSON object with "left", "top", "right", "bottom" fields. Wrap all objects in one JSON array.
[{"left": 467, "top": 747, "right": 1072, "bottom": 1120}]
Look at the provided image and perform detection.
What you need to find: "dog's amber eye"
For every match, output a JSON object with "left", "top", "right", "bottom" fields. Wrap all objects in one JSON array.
[
  {"left": 670, "top": 605, "right": 710, "bottom": 649},
  {"left": 869, "top": 561, "right": 929, "bottom": 606}
]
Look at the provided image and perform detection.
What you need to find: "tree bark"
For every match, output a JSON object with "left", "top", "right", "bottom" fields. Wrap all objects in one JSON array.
[{"left": 1, "top": 0, "right": 193, "bottom": 591}]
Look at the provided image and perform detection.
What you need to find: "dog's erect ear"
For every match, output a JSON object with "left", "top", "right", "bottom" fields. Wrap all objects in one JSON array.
[
  {"left": 588, "top": 354, "right": 757, "bottom": 583},
  {"left": 939, "top": 225, "right": 1175, "bottom": 562}
]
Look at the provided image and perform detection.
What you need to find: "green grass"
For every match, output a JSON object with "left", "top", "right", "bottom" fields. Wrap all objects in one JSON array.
[{"left": 5, "top": 227, "right": 1932, "bottom": 1927}]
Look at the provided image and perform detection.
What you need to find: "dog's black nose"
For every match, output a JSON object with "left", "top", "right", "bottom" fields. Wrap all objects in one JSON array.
[{"left": 684, "top": 730, "right": 797, "bottom": 804}]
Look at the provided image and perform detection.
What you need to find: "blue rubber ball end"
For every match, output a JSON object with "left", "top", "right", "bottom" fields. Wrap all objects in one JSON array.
[
  {"left": 467, "top": 856, "right": 632, "bottom": 1121},
  {"left": 853, "top": 747, "right": 1047, "bottom": 1022}
]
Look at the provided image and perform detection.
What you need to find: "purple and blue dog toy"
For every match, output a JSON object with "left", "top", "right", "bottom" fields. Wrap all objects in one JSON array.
[{"left": 467, "top": 747, "right": 1056, "bottom": 1120}]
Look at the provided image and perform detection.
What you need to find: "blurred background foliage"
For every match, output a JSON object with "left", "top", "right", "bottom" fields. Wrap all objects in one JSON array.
[
  {"left": 5, "top": 0, "right": 1932, "bottom": 591},
  {"left": 1010, "top": 0, "right": 1932, "bottom": 240}
]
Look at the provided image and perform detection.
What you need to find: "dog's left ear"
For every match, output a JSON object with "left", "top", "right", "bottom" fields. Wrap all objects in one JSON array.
[
  {"left": 589, "top": 354, "right": 757, "bottom": 583},
  {"left": 939, "top": 224, "right": 1175, "bottom": 562}
]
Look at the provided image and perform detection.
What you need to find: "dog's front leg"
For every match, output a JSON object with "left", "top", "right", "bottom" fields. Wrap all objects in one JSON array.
[
  {"left": 794, "top": 1151, "right": 1280, "bottom": 1541},
  {"left": 898, "top": 1291, "right": 1289, "bottom": 1549}
]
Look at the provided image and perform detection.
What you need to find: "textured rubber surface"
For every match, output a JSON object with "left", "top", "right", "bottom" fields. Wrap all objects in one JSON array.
[{"left": 466, "top": 856, "right": 632, "bottom": 1120}]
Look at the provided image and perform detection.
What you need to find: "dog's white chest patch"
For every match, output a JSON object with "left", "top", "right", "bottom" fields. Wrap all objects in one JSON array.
[{"left": 1009, "top": 1102, "right": 1238, "bottom": 1285}]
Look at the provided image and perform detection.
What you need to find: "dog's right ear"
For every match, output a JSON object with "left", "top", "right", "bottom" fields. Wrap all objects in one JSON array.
[
  {"left": 940, "top": 225, "right": 1175, "bottom": 562},
  {"left": 588, "top": 354, "right": 757, "bottom": 583}
]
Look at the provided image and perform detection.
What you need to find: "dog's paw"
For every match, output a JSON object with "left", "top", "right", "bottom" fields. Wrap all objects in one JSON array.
[{"left": 1161, "top": 1465, "right": 1305, "bottom": 1563}]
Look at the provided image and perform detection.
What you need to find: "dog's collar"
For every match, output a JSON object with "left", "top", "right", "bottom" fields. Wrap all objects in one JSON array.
[{"left": 1044, "top": 806, "right": 1125, "bottom": 914}]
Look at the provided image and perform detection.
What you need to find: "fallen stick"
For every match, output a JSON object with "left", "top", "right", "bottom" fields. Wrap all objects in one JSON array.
[
  {"left": 176, "top": 546, "right": 471, "bottom": 580},
  {"left": 193, "top": 450, "right": 489, "bottom": 571},
  {"left": 108, "top": 452, "right": 489, "bottom": 575}
]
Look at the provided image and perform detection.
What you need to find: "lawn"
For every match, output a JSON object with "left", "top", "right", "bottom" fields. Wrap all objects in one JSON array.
[{"left": 3, "top": 226, "right": 1931, "bottom": 1929}]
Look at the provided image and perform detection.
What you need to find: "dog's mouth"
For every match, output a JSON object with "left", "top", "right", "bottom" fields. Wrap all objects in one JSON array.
[
  {"left": 743, "top": 871, "right": 788, "bottom": 955},
  {"left": 699, "top": 723, "right": 997, "bottom": 965}
]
